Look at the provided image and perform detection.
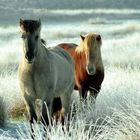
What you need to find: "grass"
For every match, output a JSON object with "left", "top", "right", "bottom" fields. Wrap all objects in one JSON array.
[
  {"left": 14, "top": 97, "right": 140, "bottom": 140},
  {"left": 0, "top": 97, "right": 7, "bottom": 127},
  {"left": 0, "top": 21, "right": 140, "bottom": 139},
  {"left": 0, "top": 66, "right": 140, "bottom": 140},
  {"left": 0, "top": 66, "right": 25, "bottom": 120}
]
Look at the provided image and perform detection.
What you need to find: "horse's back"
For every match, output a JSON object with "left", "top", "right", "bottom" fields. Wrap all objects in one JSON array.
[
  {"left": 47, "top": 46, "right": 74, "bottom": 95},
  {"left": 57, "top": 43, "right": 78, "bottom": 57},
  {"left": 50, "top": 46, "right": 74, "bottom": 64},
  {"left": 57, "top": 43, "right": 78, "bottom": 49}
]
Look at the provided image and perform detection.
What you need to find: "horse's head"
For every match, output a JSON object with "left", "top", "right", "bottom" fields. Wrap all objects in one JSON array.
[
  {"left": 80, "top": 33, "right": 102, "bottom": 75},
  {"left": 19, "top": 19, "right": 41, "bottom": 64}
]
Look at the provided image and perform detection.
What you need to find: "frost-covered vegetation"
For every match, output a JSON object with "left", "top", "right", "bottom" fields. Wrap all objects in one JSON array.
[
  {"left": 0, "top": 3, "right": 140, "bottom": 139},
  {"left": 0, "top": 30, "right": 140, "bottom": 139}
]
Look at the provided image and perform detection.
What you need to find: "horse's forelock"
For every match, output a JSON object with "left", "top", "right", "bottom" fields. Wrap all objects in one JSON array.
[
  {"left": 20, "top": 20, "right": 41, "bottom": 33},
  {"left": 85, "top": 34, "right": 99, "bottom": 47}
]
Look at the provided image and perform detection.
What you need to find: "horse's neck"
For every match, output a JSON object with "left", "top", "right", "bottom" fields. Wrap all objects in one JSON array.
[
  {"left": 36, "top": 42, "right": 50, "bottom": 64},
  {"left": 75, "top": 51, "right": 87, "bottom": 68},
  {"left": 38, "top": 43, "right": 48, "bottom": 58},
  {"left": 75, "top": 44, "right": 85, "bottom": 53},
  {"left": 22, "top": 42, "right": 51, "bottom": 69},
  {"left": 96, "top": 50, "right": 104, "bottom": 68}
]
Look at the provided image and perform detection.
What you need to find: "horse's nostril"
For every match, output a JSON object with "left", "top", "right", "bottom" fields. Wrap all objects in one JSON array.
[
  {"left": 86, "top": 66, "right": 96, "bottom": 75},
  {"left": 89, "top": 68, "right": 94, "bottom": 73},
  {"left": 25, "top": 54, "right": 28, "bottom": 59},
  {"left": 96, "top": 35, "right": 101, "bottom": 41},
  {"left": 25, "top": 52, "right": 34, "bottom": 61}
]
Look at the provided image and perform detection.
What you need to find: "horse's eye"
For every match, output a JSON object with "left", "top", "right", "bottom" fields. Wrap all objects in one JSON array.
[
  {"left": 35, "top": 35, "right": 39, "bottom": 40},
  {"left": 21, "top": 34, "right": 26, "bottom": 39},
  {"left": 96, "top": 35, "right": 101, "bottom": 41}
]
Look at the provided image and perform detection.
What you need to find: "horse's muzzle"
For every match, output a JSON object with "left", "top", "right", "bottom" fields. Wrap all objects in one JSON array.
[
  {"left": 86, "top": 65, "right": 96, "bottom": 75},
  {"left": 25, "top": 52, "right": 34, "bottom": 64}
]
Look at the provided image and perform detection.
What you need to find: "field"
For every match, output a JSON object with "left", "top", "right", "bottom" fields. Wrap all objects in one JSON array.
[{"left": 0, "top": 2, "right": 140, "bottom": 139}]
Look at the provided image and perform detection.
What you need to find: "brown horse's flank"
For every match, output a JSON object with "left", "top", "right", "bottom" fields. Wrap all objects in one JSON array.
[{"left": 59, "top": 43, "right": 104, "bottom": 92}]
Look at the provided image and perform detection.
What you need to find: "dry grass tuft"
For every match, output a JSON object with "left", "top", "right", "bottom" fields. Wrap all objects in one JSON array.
[{"left": 10, "top": 102, "right": 26, "bottom": 119}]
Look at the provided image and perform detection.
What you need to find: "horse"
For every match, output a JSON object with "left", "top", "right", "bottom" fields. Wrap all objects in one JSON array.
[
  {"left": 58, "top": 33, "right": 104, "bottom": 100},
  {"left": 18, "top": 19, "right": 74, "bottom": 133}
]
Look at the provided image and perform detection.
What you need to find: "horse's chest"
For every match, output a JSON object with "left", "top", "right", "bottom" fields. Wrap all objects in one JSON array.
[
  {"left": 75, "top": 68, "right": 88, "bottom": 88},
  {"left": 21, "top": 70, "right": 52, "bottom": 99},
  {"left": 34, "top": 73, "right": 46, "bottom": 89},
  {"left": 33, "top": 72, "right": 53, "bottom": 98}
]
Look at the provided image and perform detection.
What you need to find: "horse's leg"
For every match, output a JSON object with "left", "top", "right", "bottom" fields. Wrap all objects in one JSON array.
[
  {"left": 89, "top": 90, "right": 98, "bottom": 104},
  {"left": 52, "top": 97, "right": 63, "bottom": 124},
  {"left": 24, "top": 95, "right": 37, "bottom": 139},
  {"left": 79, "top": 87, "right": 88, "bottom": 100},
  {"left": 41, "top": 101, "right": 52, "bottom": 126},
  {"left": 61, "top": 93, "right": 71, "bottom": 122},
  {"left": 89, "top": 90, "right": 98, "bottom": 100},
  {"left": 41, "top": 101, "right": 53, "bottom": 139}
]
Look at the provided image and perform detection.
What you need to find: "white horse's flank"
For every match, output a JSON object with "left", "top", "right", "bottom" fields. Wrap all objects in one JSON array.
[{"left": 18, "top": 19, "right": 74, "bottom": 127}]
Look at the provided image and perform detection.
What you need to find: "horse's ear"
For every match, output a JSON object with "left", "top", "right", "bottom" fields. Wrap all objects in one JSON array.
[
  {"left": 19, "top": 18, "right": 24, "bottom": 26},
  {"left": 38, "top": 19, "right": 41, "bottom": 27},
  {"left": 80, "top": 35, "right": 85, "bottom": 41}
]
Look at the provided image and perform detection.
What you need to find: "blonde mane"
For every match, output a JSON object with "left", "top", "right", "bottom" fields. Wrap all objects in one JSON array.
[{"left": 75, "top": 40, "right": 85, "bottom": 53}]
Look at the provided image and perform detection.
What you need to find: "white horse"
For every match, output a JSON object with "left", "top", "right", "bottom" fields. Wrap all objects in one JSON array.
[{"left": 18, "top": 19, "right": 74, "bottom": 130}]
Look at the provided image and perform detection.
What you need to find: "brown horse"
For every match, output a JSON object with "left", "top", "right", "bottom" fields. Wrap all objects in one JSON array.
[{"left": 58, "top": 33, "right": 104, "bottom": 100}]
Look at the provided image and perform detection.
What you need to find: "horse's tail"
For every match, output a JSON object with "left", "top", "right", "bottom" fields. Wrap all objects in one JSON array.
[{"left": 0, "top": 97, "right": 7, "bottom": 127}]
